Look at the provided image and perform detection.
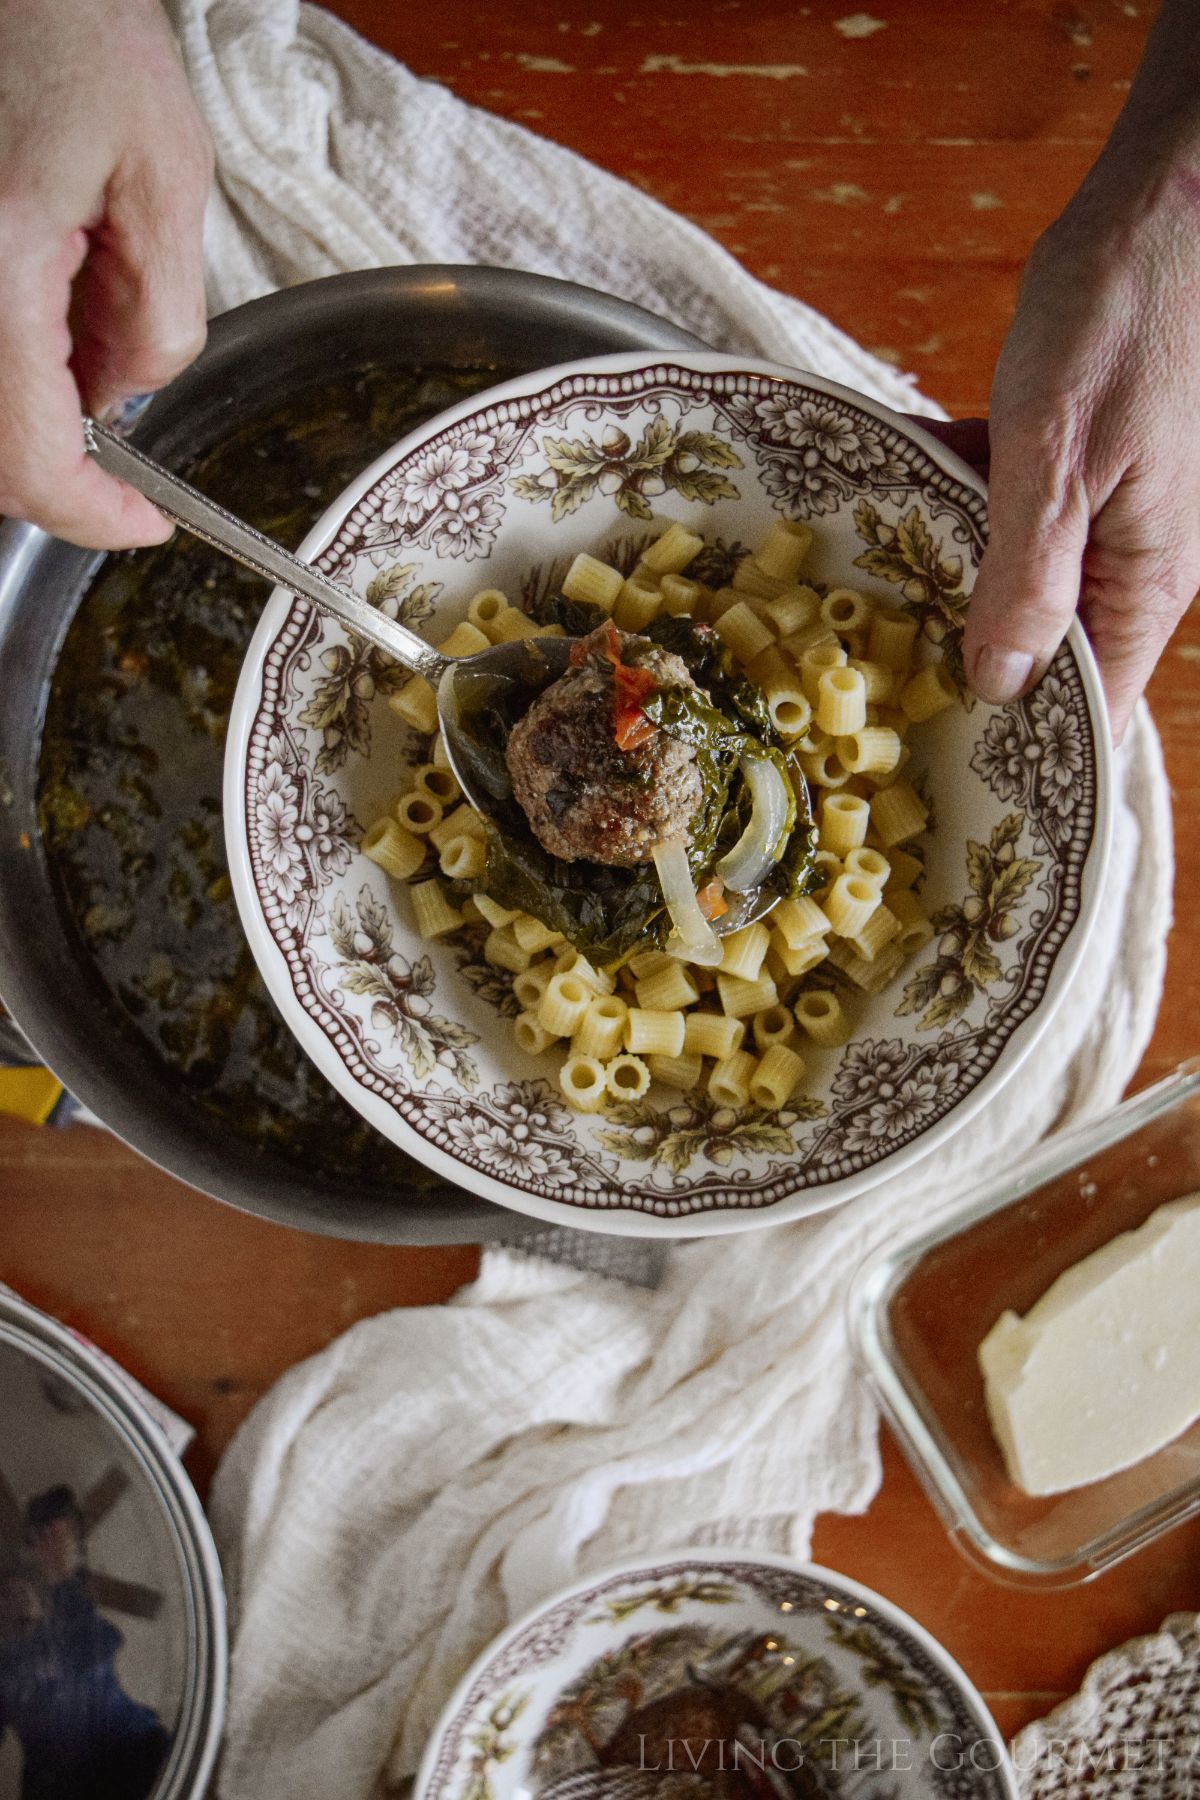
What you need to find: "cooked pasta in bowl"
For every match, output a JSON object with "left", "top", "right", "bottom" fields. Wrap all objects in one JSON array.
[{"left": 225, "top": 353, "right": 1112, "bottom": 1236}]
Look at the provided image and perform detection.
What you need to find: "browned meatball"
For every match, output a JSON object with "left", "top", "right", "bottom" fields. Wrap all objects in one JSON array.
[{"left": 505, "top": 623, "right": 703, "bottom": 866}]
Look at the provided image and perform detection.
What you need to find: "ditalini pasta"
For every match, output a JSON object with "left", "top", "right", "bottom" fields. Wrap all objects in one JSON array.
[
  {"left": 363, "top": 516, "right": 953, "bottom": 1112},
  {"left": 363, "top": 817, "right": 425, "bottom": 882}
]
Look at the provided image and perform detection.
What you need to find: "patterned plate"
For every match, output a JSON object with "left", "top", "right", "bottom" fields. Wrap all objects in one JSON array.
[
  {"left": 415, "top": 1551, "right": 1019, "bottom": 1800},
  {"left": 225, "top": 354, "right": 1112, "bottom": 1236}
]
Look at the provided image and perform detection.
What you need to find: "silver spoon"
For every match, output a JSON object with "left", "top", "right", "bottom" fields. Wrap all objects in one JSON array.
[
  {"left": 84, "top": 418, "right": 787, "bottom": 936},
  {"left": 83, "top": 417, "right": 573, "bottom": 815}
]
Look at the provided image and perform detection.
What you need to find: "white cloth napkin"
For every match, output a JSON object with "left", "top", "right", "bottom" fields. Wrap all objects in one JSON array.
[
  {"left": 168, "top": 5, "right": 1176, "bottom": 1797},
  {"left": 170, "top": 0, "right": 930, "bottom": 407}
]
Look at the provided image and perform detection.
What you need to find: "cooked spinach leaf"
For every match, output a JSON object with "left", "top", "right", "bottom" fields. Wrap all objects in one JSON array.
[
  {"left": 644, "top": 685, "right": 815, "bottom": 896},
  {"left": 528, "top": 591, "right": 609, "bottom": 638},
  {"left": 477, "top": 822, "right": 670, "bottom": 965},
  {"left": 644, "top": 614, "right": 777, "bottom": 743}
]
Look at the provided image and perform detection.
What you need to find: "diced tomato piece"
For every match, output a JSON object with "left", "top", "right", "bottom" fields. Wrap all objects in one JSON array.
[
  {"left": 612, "top": 658, "right": 657, "bottom": 750},
  {"left": 572, "top": 619, "right": 659, "bottom": 749},
  {"left": 613, "top": 662, "right": 656, "bottom": 706},
  {"left": 615, "top": 710, "right": 658, "bottom": 751},
  {"left": 696, "top": 878, "right": 728, "bottom": 920}
]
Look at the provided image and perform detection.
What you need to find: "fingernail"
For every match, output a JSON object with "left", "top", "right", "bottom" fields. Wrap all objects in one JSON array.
[
  {"left": 97, "top": 392, "right": 154, "bottom": 432},
  {"left": 972, "top": 646, "right": 1034, "bottom": 703}
]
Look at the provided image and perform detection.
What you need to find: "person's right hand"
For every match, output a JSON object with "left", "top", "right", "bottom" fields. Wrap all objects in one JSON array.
[{"left": 0, "top": 0, "right": 212, "bottom": 548}]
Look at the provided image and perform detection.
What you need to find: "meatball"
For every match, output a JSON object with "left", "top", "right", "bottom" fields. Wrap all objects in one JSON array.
[{"left": 505, "top": 622, "right": 703, "bottom": 866}]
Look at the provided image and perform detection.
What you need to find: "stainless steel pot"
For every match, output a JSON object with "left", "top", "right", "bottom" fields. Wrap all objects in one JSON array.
[{"left": 0, "top": 266, "right": 702, "bottom": 1242}]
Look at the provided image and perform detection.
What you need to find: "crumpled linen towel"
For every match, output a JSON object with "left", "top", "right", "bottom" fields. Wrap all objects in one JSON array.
[
  {"left": 168, "top": 0, "right": 930, "bottom": 407},
  {"left": 163, "top": 4, "right": 1176, "bottom": 1797}
]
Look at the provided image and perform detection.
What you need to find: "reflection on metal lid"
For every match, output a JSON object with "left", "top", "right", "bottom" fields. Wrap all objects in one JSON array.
[{"left": 0, "top": 1291, "right": 225, "bottom": 1799}]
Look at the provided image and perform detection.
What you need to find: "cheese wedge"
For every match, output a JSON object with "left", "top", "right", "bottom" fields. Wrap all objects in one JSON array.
[{"left": 979, "top": 1193, "right": 1200, "bottom": 1495}]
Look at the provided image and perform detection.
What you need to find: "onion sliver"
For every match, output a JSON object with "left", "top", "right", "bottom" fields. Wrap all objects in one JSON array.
[
  {"left": 717, "top": 754, "right": 792, "bottom": 893},
  {"left": 652, "top": 838, "right": 722, "bottom": 966}
]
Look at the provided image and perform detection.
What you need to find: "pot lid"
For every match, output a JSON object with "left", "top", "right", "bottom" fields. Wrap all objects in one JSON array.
[{"left": 0, "top": 1291, "right": 225, "bottom": 1800}]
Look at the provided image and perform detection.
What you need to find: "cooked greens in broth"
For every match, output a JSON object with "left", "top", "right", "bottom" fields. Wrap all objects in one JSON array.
[{"left": 37, "top": 363, "right": 510, "bottom": 1185}]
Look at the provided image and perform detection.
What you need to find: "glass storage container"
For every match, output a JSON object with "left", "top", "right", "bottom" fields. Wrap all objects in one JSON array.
[{"left": 852, "top": 1060, "right": 1200, "bottom": 1586}]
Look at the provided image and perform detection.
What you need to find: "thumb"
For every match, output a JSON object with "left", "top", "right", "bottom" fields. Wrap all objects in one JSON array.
[
  {"left": 70, "top": 145, "right": 210, "bottom": 416},
  {"left": 963, "top": 429, "right": 1089, "bottom": 705}
]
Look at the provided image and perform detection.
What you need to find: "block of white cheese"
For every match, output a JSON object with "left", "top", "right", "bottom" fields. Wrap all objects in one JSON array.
[{"left": 978, "top": 1193, "right": 1200, "bottom": 1496}]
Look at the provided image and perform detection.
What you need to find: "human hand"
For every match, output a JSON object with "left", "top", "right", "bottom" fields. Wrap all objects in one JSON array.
[
  {"left": 921, "top": 0, "right": 1200, "bottom": 745},
  {"left": 907, "top": 415, "right": 989, "bottom": 487},
  {"left": 0, "top": 0, "right": 212, "bottom": 548},
  {"left": 957, "top": 179, "right": 1200, "bottom": 740},
  {"left": 915, "top": 206, "right": 1200, "bottom": 747}
]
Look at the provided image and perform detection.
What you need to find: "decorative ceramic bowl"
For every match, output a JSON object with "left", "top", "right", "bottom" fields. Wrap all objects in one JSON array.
[
  {"left": 415, "top": 1550, "right": 1018, "bottom": 1800},
  {"left": 225, "top": 352, "right": 1111, "bottom": 1237}
]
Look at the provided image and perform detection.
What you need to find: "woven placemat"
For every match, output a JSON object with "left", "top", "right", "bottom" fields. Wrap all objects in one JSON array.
[
  {"left": 494, "top": 1224, "right": 671, "bottom": 1288},
  {"left": 1011, "top": 1613, "right": 1200, "bottom": 1796}
]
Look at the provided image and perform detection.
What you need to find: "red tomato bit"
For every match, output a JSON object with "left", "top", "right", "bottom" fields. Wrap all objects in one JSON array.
[
  {"left": 613, "top": 661, "right": 658, "bottom": 750},
  {"left": 569, "top": 618, "right": 660, "bottom": 750},
  {"left": 697, "top": 878, "right": 728, "bottom": 920}
]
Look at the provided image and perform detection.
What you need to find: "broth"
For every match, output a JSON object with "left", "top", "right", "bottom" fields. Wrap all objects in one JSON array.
[{"left": 38, "top": 364, "right": 509, "bottom": 1188}]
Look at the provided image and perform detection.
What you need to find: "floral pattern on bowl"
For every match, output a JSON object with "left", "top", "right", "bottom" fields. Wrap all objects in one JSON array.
[
  {"left": 226, "top": 354, "right": 1111, "bottom": 1236},
  {"left": 415, "top": 1552, "right": 1018, "bottom": 1800}
]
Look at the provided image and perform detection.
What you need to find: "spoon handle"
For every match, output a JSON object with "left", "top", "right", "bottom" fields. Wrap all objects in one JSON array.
[{"left": 84, "top": 418, "right": 447, "bottom": 682}]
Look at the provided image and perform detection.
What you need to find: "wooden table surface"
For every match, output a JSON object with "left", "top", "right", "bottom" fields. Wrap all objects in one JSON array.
[{"left": 4, "top": 0, "right": 1198, "bottom": 1757}]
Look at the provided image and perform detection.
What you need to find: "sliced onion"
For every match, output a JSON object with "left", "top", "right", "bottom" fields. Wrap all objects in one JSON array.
[
  {"left": 652, "top": 838, "right": 722, "bottom": 966},
  {"left": 717, "top": 754, "right": 792, "bottom": 894}
]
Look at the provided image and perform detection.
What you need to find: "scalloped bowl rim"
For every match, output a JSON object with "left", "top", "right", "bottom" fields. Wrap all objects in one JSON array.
[{"left": 224, "top": 350, "right": 1113, "bottom": 1238}]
